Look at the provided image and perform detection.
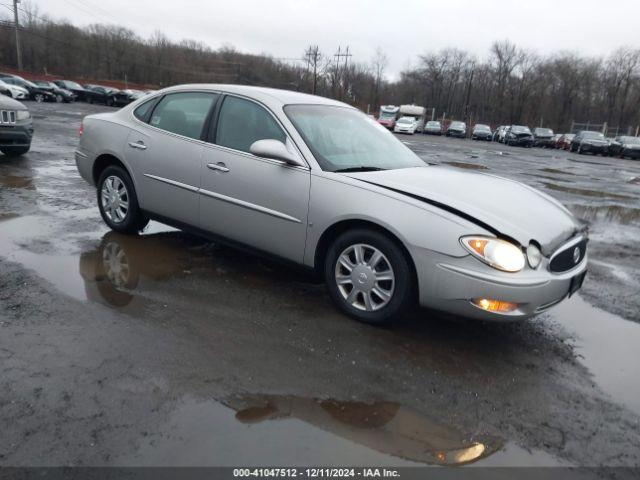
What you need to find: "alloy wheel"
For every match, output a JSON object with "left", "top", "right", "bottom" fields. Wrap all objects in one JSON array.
[
  {"left": 334, "top": 243, "right": 395, "bottom": 312},
  {"left": 100, "top": 175, "right": 129, "bottom": 224}
]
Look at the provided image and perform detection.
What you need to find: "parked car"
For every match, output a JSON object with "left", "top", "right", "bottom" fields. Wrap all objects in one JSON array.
[
  {"left": 76, "top": 85, "right": 588, "bottom": 325},
  {"left": 533, "top": 127, "right": 555, "bottom": 148},
  {"left": 493, "top": 126, "right": 506, "bottom": 142},
  {"left": 423, "top": 120, "right": 442, "bottom": 135},
  {"left": 0, "top": 79, "right": 29, "bottom": 100},
  {"left": 84, "top": 85, "right": 120, "bottom": 106},
  {"left": 112, "top": 89, "right": 146, "bottom": 107},
  {"left": 0, "top": 95, "right": 33, "bottom": 156},
  {"left": 471, "top": 124, "right": 492, "bottom": 141},
  {"left": 570, "top": 131, "right": 609, "bottom": 155},
  {"left": 52, "top": 80, "right": 89, "bottom": 101},
  {"left": 0, "top": 74, "right": 55, "bottom": 102},
  {"left": 32, "top": 80, "right": 76, "bottom": 103},
  {"left": 393, "top": 116, "right": 419, "bottom": 134},
  {"left": 551, "top": 134, "right": 563, "bottom": 147},
  {"left": 557, "top": 134, "right": 575, "bottom": 150},
  {"left": 504, "top": 125, "right": 534, "bottom": 147},
  {"left": 446, "top": 121, "right": 466, "bottom": 138},
  {"left": 608, "top": 136, "right": 640, "bottom": 159}
]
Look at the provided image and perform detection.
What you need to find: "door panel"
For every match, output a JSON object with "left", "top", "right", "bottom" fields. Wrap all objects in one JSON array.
[
  {"left": 125, "top": 92, "right": 218, "bottom": 226},
  {"left": 200, "top": 145, "right": 310, "bottom": 263},
  {"left": 125, "top": 129, "right": 203, "bottom": 226}
]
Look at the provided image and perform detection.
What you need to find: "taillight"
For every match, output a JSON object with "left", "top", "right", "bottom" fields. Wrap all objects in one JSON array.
[{"left": 79, "top": 121, "right": 84, "bottom": 136}]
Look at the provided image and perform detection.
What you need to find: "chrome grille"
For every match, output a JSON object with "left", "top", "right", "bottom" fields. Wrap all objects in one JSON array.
[
  {"left": 0, "top": 110, "right": 16, "bottom": 125},
  {"left": 549, "top": 236, "right": 587, "bottom": 273}
]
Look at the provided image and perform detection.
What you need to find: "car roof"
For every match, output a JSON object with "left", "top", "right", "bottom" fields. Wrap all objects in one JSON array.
[{"left": 159, "top": 84, "right": 351, "bottom": 109}]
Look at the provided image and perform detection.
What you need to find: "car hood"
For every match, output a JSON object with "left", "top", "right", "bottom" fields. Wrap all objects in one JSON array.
[
  {"left": 0, "top": 95, "right": 28, "bottom": 110},
  {"left": 346, "top": 166, "right": 583, "bottom": 254}
]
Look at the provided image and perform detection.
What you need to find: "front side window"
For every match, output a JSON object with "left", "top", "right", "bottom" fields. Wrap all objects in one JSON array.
[
  {"left": 215, "top": 96, "right": 286, "bottom": 153},
  {"left": 285, "top": 105, "right": 425, "bottom": 172},
  {"left": 150, "top": 92, "right": 217, "bottom": 140}
]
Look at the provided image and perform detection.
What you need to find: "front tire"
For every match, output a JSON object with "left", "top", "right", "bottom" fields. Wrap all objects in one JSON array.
[
  {"left": 324, "top": 229, "right": 414, "bottom": 325},
  {"left": 97, "top": 166, "right": 148, "bottom": 234},
  {"left": 1, "top": 146, "right": 30, "bottom": 156}
]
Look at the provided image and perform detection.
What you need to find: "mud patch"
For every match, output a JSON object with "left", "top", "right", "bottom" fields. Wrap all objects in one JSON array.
[
  {"left": 568, "top": 204, "right": 640, "bottom": 225},
  {"left": 442, "top": 161, "right": 488, "bottom": 170},
  {"left": 542, "top": 183, "right": 634, "bottom": 200}
]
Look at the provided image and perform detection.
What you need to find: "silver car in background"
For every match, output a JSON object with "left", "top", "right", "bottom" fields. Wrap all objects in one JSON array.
[{"left": 76, "top": 84, "right": 587, "bottom": 324}]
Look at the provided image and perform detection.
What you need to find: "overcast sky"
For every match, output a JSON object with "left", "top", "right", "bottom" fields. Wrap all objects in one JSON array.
[{"left": 29, "top": 0, "right": 640, "bottom": 79}]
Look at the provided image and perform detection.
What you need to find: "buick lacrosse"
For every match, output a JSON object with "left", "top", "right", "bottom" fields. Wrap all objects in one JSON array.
[{"left": 76, "top": 84, "right": 587, "bottom": 324}]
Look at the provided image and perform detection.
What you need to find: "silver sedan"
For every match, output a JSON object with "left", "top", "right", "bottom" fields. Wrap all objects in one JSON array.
[{"left": 75, "top": 84, "right": 588, "bottom": 324}]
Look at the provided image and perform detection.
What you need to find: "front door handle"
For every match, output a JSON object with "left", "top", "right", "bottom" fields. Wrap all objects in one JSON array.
[
  {"left": 128, "top": 141, "right": 147, "bottom": 150},
  {"left": 207, "top": 162, "right": 229, "bottom": 173}
]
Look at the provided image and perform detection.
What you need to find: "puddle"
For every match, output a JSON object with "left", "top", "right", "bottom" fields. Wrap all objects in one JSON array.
[
  {"left": 116, "top": 394, "right": 500, "bottom": 466},
  {"left": 568, "top": 204, "right": 640, "bottom": 225},
  {"left": 554, "top": 295, "right": 640, "bottom": 417},
  {"left": 542, "top": 183, "right": 634, "bottom": 200},
  {"left": 442, "top": 161, "right": 488, "bottom": 170}
]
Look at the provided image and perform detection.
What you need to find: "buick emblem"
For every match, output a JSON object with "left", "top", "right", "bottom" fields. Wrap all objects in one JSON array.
[{"left": 573, "top": 247, "right": 581, "bottom": 264}]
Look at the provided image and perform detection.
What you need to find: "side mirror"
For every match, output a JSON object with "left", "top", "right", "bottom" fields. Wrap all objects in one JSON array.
[{"left": 249, "top": 139, "right": 306, "bottom": 168}]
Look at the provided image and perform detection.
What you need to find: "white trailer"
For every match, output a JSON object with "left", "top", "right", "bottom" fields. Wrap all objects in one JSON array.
[{"left": 398, "top": 105, "right": 426, "bottom": 133}]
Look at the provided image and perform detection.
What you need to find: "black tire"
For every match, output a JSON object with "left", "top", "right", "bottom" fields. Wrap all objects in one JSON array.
[
  {"left": 87, "top": 96, "right": 93, "bottom": 104},
  {"left": 55, "top": 94, "right": 63, "bottom": 103},
  {"left": 97, "top": 165, "right": 148, "bottom": 234},
  {"left": 324, "top": 229, "right": 414, "bottom": 325},
  {"left": 1, "top": 146, "right": 30, "bottom": 156},
  {"left": 106, "top": 97, "right": 114, "bottom": 107},
  {"left": 34, "top": 93, "right": 44, "bottom": 103},
  {"left": 577, "top": 145, "right": 582, "bottom": 154}
]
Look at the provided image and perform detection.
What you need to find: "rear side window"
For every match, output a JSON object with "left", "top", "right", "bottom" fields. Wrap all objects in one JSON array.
[
  {"left": 215, "top": 96, "right": 286, "bottom": 153},
  {"left": 149, "top": 92, "right": 217, "bottom": 140},
  {"left": 133, "top": 99, "right": 156, "bottom": 121}
]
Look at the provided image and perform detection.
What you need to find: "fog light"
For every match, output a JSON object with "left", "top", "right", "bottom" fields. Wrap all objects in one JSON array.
[{"left": 473, "top": 298, "right": 519, "bottom": 313}]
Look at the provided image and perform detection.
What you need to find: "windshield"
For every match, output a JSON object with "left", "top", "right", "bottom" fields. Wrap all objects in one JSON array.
[
  {"left": 426, "top": 121, "right": 440, "bottom": 127},
  {"left": 397, "top": 117, "right": 414, "bottom": 124},
  {"left": 622, "top": 136, "right": 640, "bottom": 144},
  {"left": 450, "top": 122, "right": 465, "bottom": 128},
  {"left": 474, "top": 124, "right": 490, "bottom": 131},
  {"left": 379, "top": 112, "right": 396, "bottom": 120},
  {"left": 285, "top": 105, "right": 425, "bottom": 172},
  {"left": 511, "top": 126, "right": 531, "bottom": 133},
  {"left": 582, "top": 131, "right": 604, "bottom": 139},
  {"left": 535, "top": 128, "right": 553, "bottom": 135}
]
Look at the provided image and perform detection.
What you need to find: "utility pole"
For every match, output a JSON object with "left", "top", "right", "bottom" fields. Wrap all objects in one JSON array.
[
  {"left": 304, "top": 45, "right": 321, "bottom": 95},
  {"left": 333, "top": 46, "right": 352, "bottom": 101},
  {"left": 13, "top": 0, "right": 23, "bottom": 70}
]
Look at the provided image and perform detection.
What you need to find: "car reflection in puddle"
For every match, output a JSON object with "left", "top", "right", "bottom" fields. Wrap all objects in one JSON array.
[
  {"left": 122, "top": 394, "right": 499, "bottom": 466},
  {"left": 78, "top": 230, "right": 323, "bottom": 311}
]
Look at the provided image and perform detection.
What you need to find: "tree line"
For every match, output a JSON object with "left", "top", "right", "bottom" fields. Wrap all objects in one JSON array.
[{"left": 1, "top": 5, "right": 639, "bottom": 134}]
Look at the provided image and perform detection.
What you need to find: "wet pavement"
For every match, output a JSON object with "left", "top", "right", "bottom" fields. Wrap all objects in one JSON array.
[{"left": 1, "top": 102, "right": 640, "bottom": 468}]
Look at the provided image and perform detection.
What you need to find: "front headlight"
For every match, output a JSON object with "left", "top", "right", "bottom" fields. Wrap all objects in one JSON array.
[
  {"left": 16, "top": 110, "right": 31, "bottom": 120},
  {"left": 461, "top": 236, "right": 525, "bottom": 272}
]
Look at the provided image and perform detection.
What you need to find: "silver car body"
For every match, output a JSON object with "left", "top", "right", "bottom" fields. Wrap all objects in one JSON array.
[{"left": 76, "top": 84, "right": 587, "bottom": 321}]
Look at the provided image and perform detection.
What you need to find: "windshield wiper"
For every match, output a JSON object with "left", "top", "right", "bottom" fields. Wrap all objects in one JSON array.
[{"left": 333, "top": 166, "right": 387, "bottom": 173}]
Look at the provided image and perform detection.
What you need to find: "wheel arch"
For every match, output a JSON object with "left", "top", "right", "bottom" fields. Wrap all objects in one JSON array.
[
  {"left": 92, "top": 153, "right": 134, "bottom": 186},
  {"left": 313, "top": 219, "right": 418, "bottom": 288}
]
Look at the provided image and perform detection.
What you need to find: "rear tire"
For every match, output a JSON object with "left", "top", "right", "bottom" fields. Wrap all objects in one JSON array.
[
  {"left": 324, "top": 229, "right": 414, "bottom": 325},
  {"left": 97, "top": 165, "right": 148, "bottom": 234}
]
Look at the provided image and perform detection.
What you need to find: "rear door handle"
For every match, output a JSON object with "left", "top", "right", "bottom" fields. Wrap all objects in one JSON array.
[
  {"left": 128, "top": 141, "right": 147, "bottom": 150},
  {"left": 207, "top": 163, "right": 229, "bottom": 173}
]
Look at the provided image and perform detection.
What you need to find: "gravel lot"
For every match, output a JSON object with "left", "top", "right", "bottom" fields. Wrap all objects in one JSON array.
[{"left": 1, "top": 102, "right": 640, "bottom": 468}]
